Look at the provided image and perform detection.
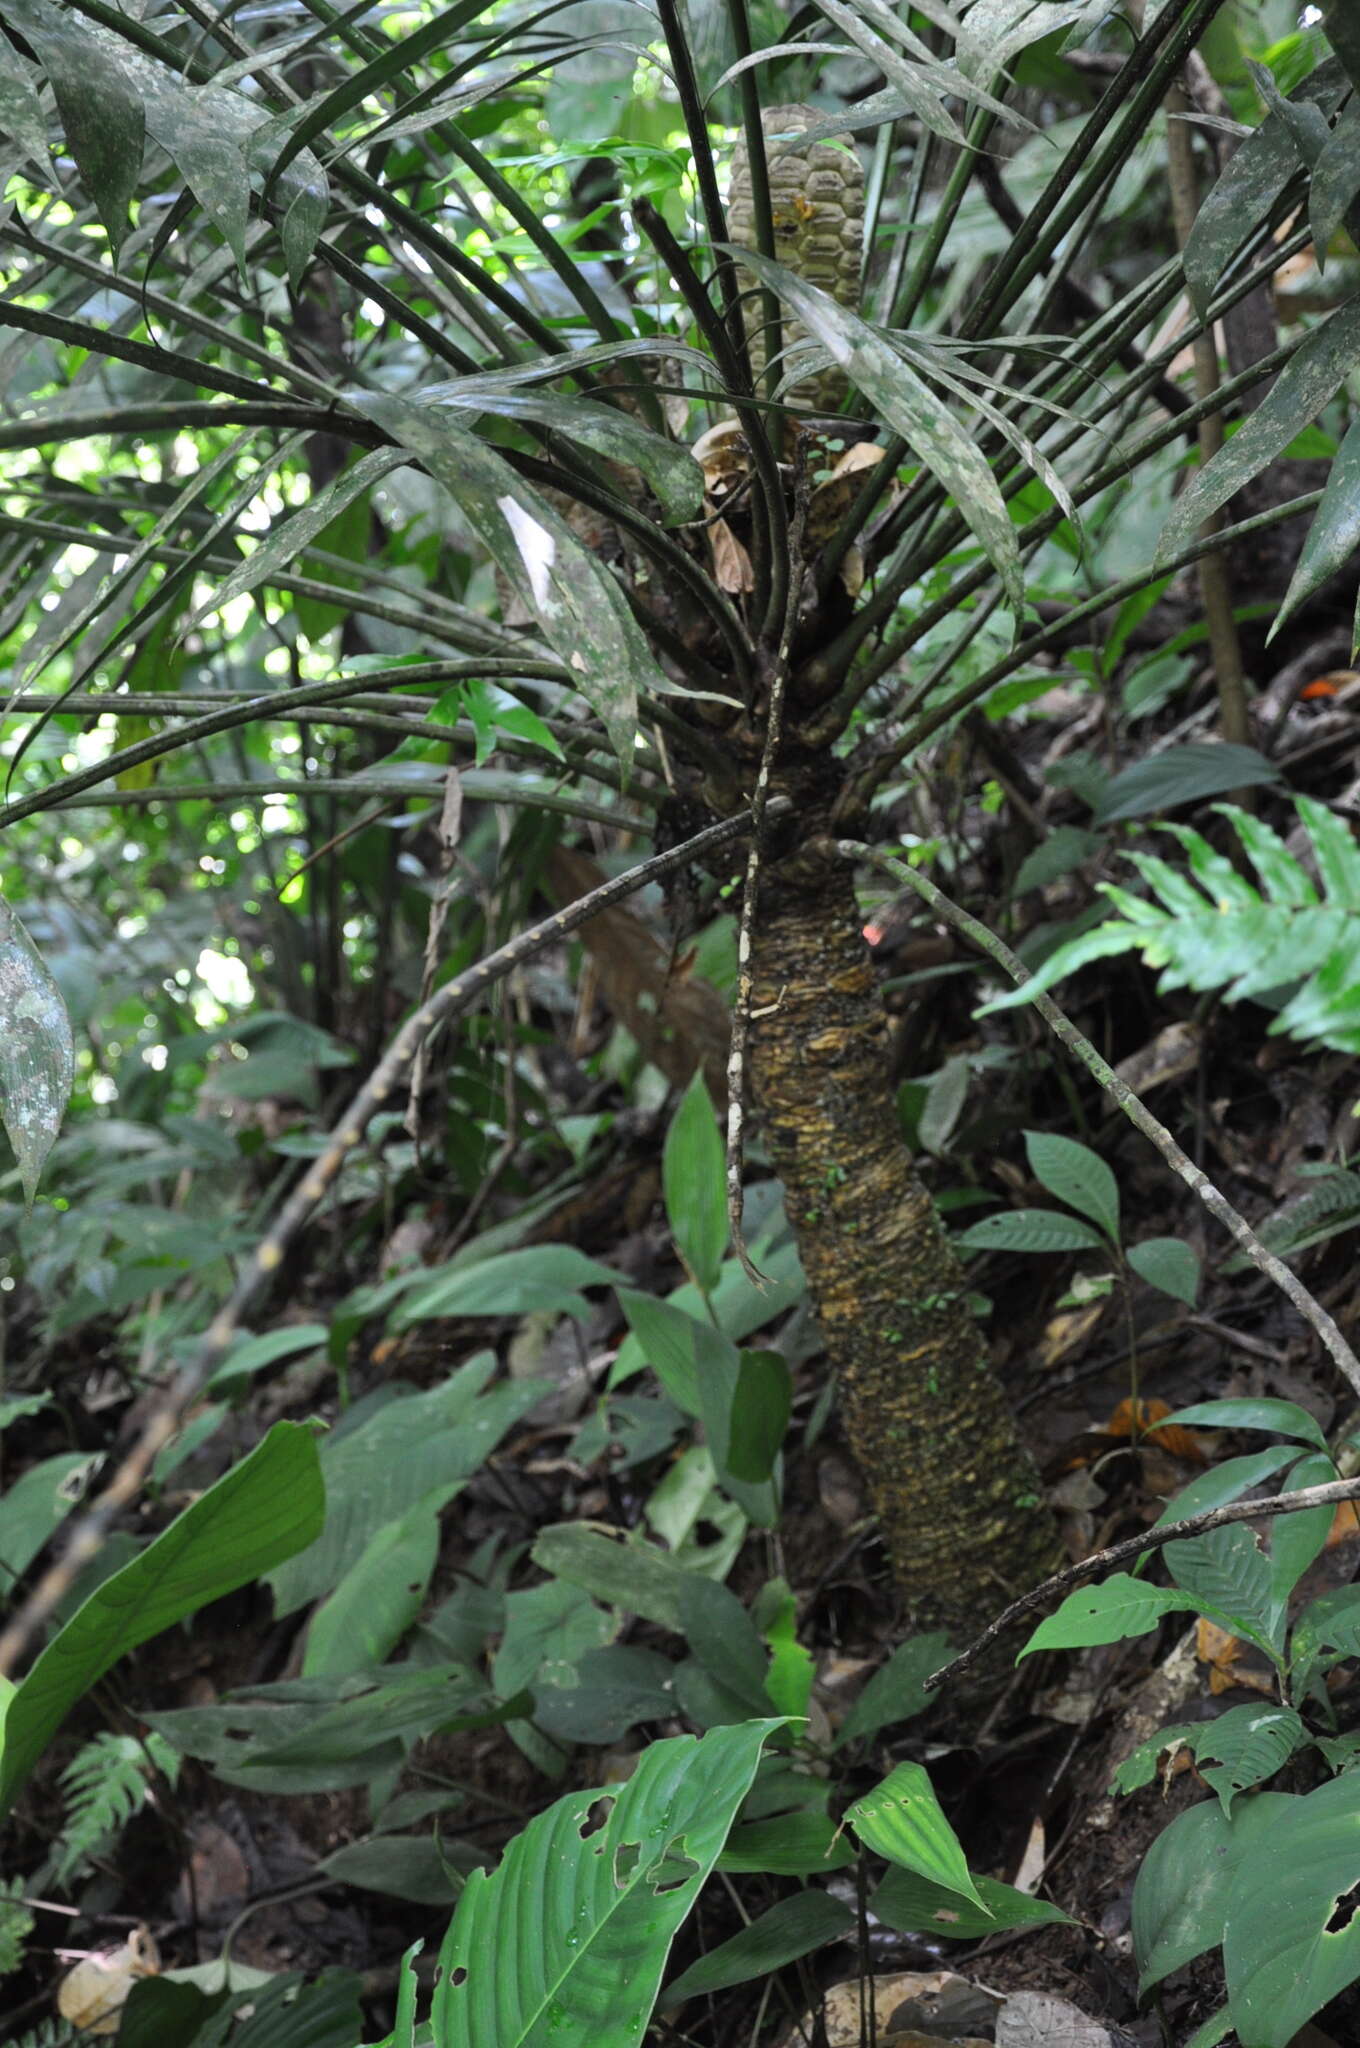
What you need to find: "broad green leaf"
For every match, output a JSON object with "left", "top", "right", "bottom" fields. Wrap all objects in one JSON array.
[
  {"left": 1127, "top": 1237, "right": 1200, "bottom": 1306},
  {"left": 677, "top": 1575, "right": 770, "bottom": 1712},
  {"left": 718, "top": 1810, "right": 854, "bottom": 1874},
  {"left": 1274, "top": 414, "right": 1360, "bottom": 638},
  {"left": 833, "top": 1633, "right": 952, "bottom": 1750},
  {"left": 1165, "top": 1525, "right": 1280, "bottom": 1654},
  {"left": 871, "top": 1865, "right": 1073, "bottom": 1940},
  {"left": 430, "top": 1720, "right": 782, "bottom": 2048},
  {"left": 1311, "top": 95, "right": 1360, "bottom": 247},
  {"left": 0, "top": 899, "right": 74, "bottom": 1208},
  {"left": 1158, "top": 295, "right": 1360, "bottom": 564},
  {"left": 1012, "top": 826, "right": 1103, "bottom": 898},
  {"left": 1110, "top": 1720, "right": 1203, "bottom": 1797},
  {"left": 1225, "top": 1771, "right": 1360, "bottom": 2044},
  {"left": 208, "top": 1323, "right": 328, "bottom": 1394},
  {"left": 12, "top": 0, "right": 144, "bottom": 260},
  {"left": 318, "top": 1838, "right": 469, "bottom": 1904},
  {"left": 726, "top": 246, "right": 1023, "bottom": 615},
  {"left": 662, "top": 1073, "right": 727, "bottom": 1295},
  {"left": 660, "top": 1891, "right": 853, "bottom": 2008},
  {"left": 846, "top": 1761, "right": 986, "bottom": 1910},
  {"left": 531, "top": 1646, "right": 679, "bottom": 1746},
  {"left": 361, "top": 1940, "right": 422, "bottom": 2048},
  {"left": 1291, "top": 1584, "right": 1360, "bottom": 1700},
  {"left": 1019, "top": 1575, "right": 1197, "bottom": 1658},
  {"left": 1092, "top": 744, "right": 1282, "bottom": 824},
  {"left": 0, "top": 1423, "right": 323, "bottom": 1817},
  {"left": 494, "top": 1582, "right": 614, "bottom": 1700},
  {"left": 954, "top": 1209, "right": 1104, "bottom": 1254},
  {"left": 1133, "top": 1792, "right": 1295, "bottom": 1995},
  {"left": 726, "top": 1351, "right": 791, "bottom": 1484},
  {"left": 1195, "top": 1703, "right": 1308, "bottom": 1814},
  {"left": 347, "top": 390, "right": 669, "bottom": 760},
  {"left": 531, "top": 1523, "right": 699, "bottom": 1630},
  {"left": 616, "top": 1291, "right": 704, "bottom": 1416},
  {"left": 1319, "top": 2, "right": 1360, "bottom": 97},
  {"left": 1156, "top": 1398, "right": 1329, "bottom": 1451},
  {"left": 303, "top": 1482, "right": 460, "bottom": 1678},
  {"left": 0, "top": 1452, "right": 94, "bottom": 1596},
  {"left": 1024, "top": 1129, "right": 1119, "bottom": 1242},
  {"left": 393, "top": 1246, "right": 622, "bottom": 1327},
  {"left": 1265, "top": 1451, "right": 1337, "bottom": 1635},
  {"left": 0, "top": 25, "right": 49, "bottom": 170},
  {"left": 759, "top": 1582, "right": 814, "bottom": 1720},
  {"left": 1152, "top": 1447, "right": 1304, "bottom": 1533},
  {"left": 268, "top": 1357, "right": 540, "bottom": 1614}
]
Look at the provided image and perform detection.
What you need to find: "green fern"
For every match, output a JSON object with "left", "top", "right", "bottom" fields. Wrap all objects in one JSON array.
[
  {"left": 52, "top": 1731, "right": 179, "bottom": 1888},
  {"left": 8, "top": 2023, "right": 76, "bottom": 2048},
  {"left": 0, "top": 1876, "right": 35, "bottom": 1979},
  {"left": 989, "top": 797, "right": 1360, "bottom": 1053}
]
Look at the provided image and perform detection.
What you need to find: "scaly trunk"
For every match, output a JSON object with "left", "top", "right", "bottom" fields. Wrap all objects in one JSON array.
[{"left": 747, "top": 813, "right": 1060, "bottom": 1640}]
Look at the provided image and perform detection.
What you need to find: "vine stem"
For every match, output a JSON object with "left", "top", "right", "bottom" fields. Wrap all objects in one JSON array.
[
  {"left": 826, "top": 839, "right": 1360, "bottom": 1402},
  {"left": 927, "top": 1477, "right": 1360, "bottom": 1694},
  {"left": 0, "top": 800, "right": 789, "bottom": 1681}
]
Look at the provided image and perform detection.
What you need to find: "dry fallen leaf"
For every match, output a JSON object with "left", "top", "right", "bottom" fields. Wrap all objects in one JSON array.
[
  {"left": 1106, "top": 1397, "right": 1206, "bottom": 1465},
  {"left": 58, "top": 1926, "right": 159, "bottom": 2035},
  {"left": 710, "top": 515, "right": 755, "bottom": 593}
]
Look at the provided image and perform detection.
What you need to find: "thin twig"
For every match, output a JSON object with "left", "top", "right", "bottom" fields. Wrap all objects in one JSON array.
[
  {"left": 926, "top": 1477, "right": 1360, "bottom": 1694},
  {"left": 0, "top": 799, "right": 788, "bottom": 1680},
  {"left": 724, "top": 464, "right": 807, "bottom": 1285},
  {"left": 829, "top": 839, "right": 1360, "bottom": 1402}
]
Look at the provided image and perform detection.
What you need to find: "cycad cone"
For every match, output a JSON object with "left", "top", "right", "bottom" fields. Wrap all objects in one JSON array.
[{"left": 727, "top": 105, "right": 865, "bottom": 414}]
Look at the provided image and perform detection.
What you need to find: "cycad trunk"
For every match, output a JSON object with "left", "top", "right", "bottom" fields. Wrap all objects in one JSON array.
[{"left": 747, "top": 794, "right": 1060, "bottom": 1639}]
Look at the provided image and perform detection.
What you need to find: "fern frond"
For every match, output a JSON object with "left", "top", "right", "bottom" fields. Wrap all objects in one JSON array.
[
  {"left": 7, "top": 2022, "right": 76, "bottom": 2048},
  {"left": 985, "top": 798, "right": 1360, "bottom": 1054},
  {"left": 0, "top": 1876, "right": 35, "bottom": 1979},
  {"left": 53, "top": 1731, "right": 179, "bottom": 1888}
]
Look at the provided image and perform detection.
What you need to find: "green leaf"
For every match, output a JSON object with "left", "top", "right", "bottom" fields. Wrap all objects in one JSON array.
[
  {"left": 617, "top": 1291, "right": 704, "bottom": 1415},
  {"left": 1165, "top": 1525, "right": 1280, "bottom": 1654},
  {"left": 1224, "top": 1770, "right": 1360, "bottom": 2045},
  {"left": 1311, "top": 94, "right": 1360, "bottom": 248},
  {"left": 1265, "top": 1451, "right": 1337, "bottom": 1634},
  {"left": 531, "top": 1523, "right": 699, "bottom": 1631},
  {"left": 718, "top": 1810, "right": 854, "bottom": 1875},
  {"left": 1127, "top": 1237, "right": 1200, "bottom": 1305},
  {"left": 660, "top": 1890, "right": 854, "bottom": 2008},
  {"left": 430, "top": 1720, "right": 782, "bottom": 2048},
  {"left": 1023, "top": 1129, "right": 1119, "bottom": 1242},
  {"left": 0, "top": 1452, "right": 94, "bottom": 1596},
  {"left": 0, "top": 26, "right": 50, "bottom": 171},
  {"left": 1196, "top": 1703, "right": 1308, "bottom": 1814},
  {"left": 871, "top": 1865, "right": 1073, "bottom": 1940},
  {"left": 662, "top": 1073, "right": 728, "bottom": 1295},
  {"left": 13, "top": 0, "right": 144, "bottom": 260},
  {"left": 1092, "top": 743, "right": 1282, "bottom": 824},
  {"left": 1156, "top": 1398, "right": 1329, "bottom": 1451},
  {"left": 1159, "top": 294, "right": 1360, "bottom": 564},
  {"left": 846, "top": 1762, "right": 986, "bottom": 1910},
  {"left": 677, "top": 1575, "right": 770, "bottom": 1713},
  {"left": 1012, "top": 827, "right": 1103, "bottom": 898},
  {"left": 725, "top": 246, "right": 1024, "bottom": 616},
  {"left": 955, "top": 1209, "right": 1105, "bottom": 1254},
  {"left": 759, "top": 1583, "right": 814, "bottom": 1720},
  {"left": 317, "top": 1838, "right": 469, "bottom": 1904},
  {"left": 833, "top": 1633, "right": 952, "bottom": 1749},
  {"left": 0, "top": 900, "right": 75, "bottom": 1208},
  {"left": 1152, "top": 1447, "right": 1304, "bottom": 1533},
  {"left": 1274, "top": 414, "right": 1360, "bottom": 638},
  {"left": 1133, "top": 1791, "right": 1295, "bottom": 1995},
  {"left": 361, "top": 1940, "right": 422, "bottom": 2048},
  {"left": 1290, "top": 1584, "right": 1360, "bottom": 1700},
  {"left": 726, "top": 1351, "right": 791, "bottom": 1484},
  {"left": 393, "top": 1246, "right": 622, "bottom": 1326},
  {"left": 0, "top": 1423, "right": 323, "bottom": 1817},
  {"left": 1019, "top": 1575, "right": 1197, "bottom": 1659},
  {"left": 347, "top": 390, "right": 668, "bottom": 761},
  {"left": 208, "top": 1323, "right": 327, "bottom": 1394},
  {"left": 532, "top": 1646, "right": 679, "bottom": 1746},
  {"left": 302, "top": 1482, "right": 460, "bottom": 1678}
]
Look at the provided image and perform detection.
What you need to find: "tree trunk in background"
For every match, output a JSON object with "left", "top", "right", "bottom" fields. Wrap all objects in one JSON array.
[{"left": 747, "top": 808, "right": 1060, "bottom": 1640}]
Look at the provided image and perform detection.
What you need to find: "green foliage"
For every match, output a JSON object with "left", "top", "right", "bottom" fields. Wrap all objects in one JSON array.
[
  {"left": 0, "top": 1877, "right": 35, "bottom": 1980},
  {"left": 52, "top": 1729, "right": 179, "bottom": 1886},
  {"left": 996, "top": 798, "right": 1360, "bottom": 1056}
]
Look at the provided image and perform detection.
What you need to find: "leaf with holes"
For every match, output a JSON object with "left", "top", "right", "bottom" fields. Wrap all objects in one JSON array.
[
  {"left": 1225, "top": 1770, "right": 1360, "bottom": 2045},
  {"left": 846, "top": 1762, "right": 986, "bottom": 1911},
  {"left": 430, "top": 1719, "right": 783, "bottom": 2047}
]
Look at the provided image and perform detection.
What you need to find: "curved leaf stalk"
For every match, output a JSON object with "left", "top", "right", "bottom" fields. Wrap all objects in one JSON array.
[
  {"left": 0, "top": 802, "right": 789, "bottom": 1682},
  {"left": 836, "top": 841, "right": 1360, "bottom": 1403}
]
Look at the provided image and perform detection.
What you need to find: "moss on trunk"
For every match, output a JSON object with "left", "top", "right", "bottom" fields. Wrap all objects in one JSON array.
[{"left": 747, "top": 816, "right": 1060, "bottom": 1638}]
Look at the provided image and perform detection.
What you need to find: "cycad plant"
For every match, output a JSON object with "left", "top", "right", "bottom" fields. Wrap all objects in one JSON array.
[{"left": 2, "top": 0, "right": 1358, "bottom": 1636}]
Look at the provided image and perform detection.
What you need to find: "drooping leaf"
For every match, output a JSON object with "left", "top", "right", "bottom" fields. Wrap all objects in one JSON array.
[
  {"left": 10, "top": 0, "right": 144, "bottom": 259},
  {"left": 0, "top": 899, "right": 74, "bottom": 1208},
  {"left": 430, "top": 1720, "right": 783, "bottom": 2048},
  {"left": 833, "top": 1633, "right": 952, "bottom": 1749},
  {"left": 1132, "top": 1791, "right": 1295, "bottom": 1995},
  {"left": 662, "top": 1072, "right": 728, "bottom": 1295},
  {"left": 347, "top": 389, "right": 670, "bottom": 760},
  {"left": 0, "top": 1424, "right": 324, "bottom": 1817},
  {"left": 0, "top": 24, "right": 50, "bottom": 171},
  {"left": 1265, "top": 1451, "right": 1337, "bottom": 1636},
  {"left": 846, "top": 1761, "right": 986, "bottom": 1910},
  {"left": 393, "top": 1246, "right": 623, "bottom": 1327},
  {"left": 726, "top": 246, "right": 1024, "bottom": 614},
  {"left": 1155, "top": 1398, "right": 1329, "bottom": 1452},
  {"left": 1273, "top": 414, "right": 1360, "bottom": 638},
  {"left": 1151, "top": 1448, "right": 1304, "bottom": 1534},
  {"left": 1157, "top": 295, "right": 1360, "bottom": 563}
]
